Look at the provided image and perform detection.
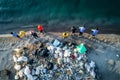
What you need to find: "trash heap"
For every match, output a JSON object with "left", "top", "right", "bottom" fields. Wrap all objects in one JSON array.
[{"left": 13, "top": 37, "right": 98, "bottom": 80}]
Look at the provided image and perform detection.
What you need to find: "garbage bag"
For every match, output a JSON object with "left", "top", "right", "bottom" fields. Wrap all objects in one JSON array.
[
  {"left": 64, "top": 50, "right": 70, "bottom": 57},
  {"left": 42, "top": 68, "right": 47, "bottom": 74},
  {"left": 17, "top": 56, "right": 28, "bottom": 62},
  {"left": 14, "top": 74, "right": 19, "bottom": 80},
  {"left": 59, "top": 52, "right": 63, "bottom": 58},
  {"left": 24, "top": 66, "right": 31, "bottom": 76},
  {"left": 13, "top": 55, "right": 17, "bottom": 63},
  {"left": 90, "top": 70, "right": 96, "bottom": 78},
  {"left": 40, "top": 48, "right": 49, "bottom": 58},
  {"left": 27, "top": 74, "right": 34, "bottom": 80},
  {"left": 14, "top": 64, "right": 21, "bottom": 71},
  {"left": 52, "top": 39, "right": 60, "bottom": 47},
  {"left": 54, "top": 64, "right": 58, "bottom": 70},
  {"left": 76, "top": 43, "right": 87, "bottom": 54},
  {"left": 47, "top": 62, "right": 54, "bottom": 70},
  {"left": 35, "top": 66, "right": 40, "bottom": 75},
  {"left": 54, "top": 53, "right": 58, "bottom": 59},
  {"left": 85, "top": 63, "right": 90, "bottom": 72},
  {"left": 89, "top": 61, "right": 95, "bottom": 68},
  {"left": 28, "top": 59, "right": 34, "bottom": 65}
]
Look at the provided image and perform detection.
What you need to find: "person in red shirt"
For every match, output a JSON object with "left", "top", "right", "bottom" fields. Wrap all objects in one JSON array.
[{"left": 38, "top": 25, "right": 43, "bottom": 33}]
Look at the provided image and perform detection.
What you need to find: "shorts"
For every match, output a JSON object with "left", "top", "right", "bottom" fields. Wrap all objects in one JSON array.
[
  {"left": 79, "top": 32, "right": 83, "bottom": 35},
  {"left": 40, "top": 30, "right": 43, "bottom": 33}
]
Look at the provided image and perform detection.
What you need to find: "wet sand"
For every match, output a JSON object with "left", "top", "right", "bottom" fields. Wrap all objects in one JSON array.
[{"left": 0, "top": 20, "right": 120, "bottom": 34}]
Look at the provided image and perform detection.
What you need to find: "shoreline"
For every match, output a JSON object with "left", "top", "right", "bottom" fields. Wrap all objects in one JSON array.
[
  {"left": 0, "top": 20, "right": 120, "bottom": 34},
  {"left": 0, "top": 32, "right": 120, "bottom": 43}
]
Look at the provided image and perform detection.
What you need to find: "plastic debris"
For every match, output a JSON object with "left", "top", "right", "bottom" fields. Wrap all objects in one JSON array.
[
  {"left": 24, "top": 66, "right": 31, "bottom": 76},
  {"left": 17, "top": 56, "right": 28, "bottom": 62},
  {"left": 53, "top": 39, "right": 60, "bottom": 47},
  {"left": 90, "top": 61, "right": 95, "bottom": 68},
  {"left": 12, "top": 35, "right": 99, "bottom": 80},
  {"left": 14, "top": 64, "right": 21, "bottom": 71},
  {"left": 13, "top": 55, "right": 18, "bottom": 63}
]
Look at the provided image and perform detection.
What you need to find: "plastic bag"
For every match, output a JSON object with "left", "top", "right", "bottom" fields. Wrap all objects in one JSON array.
[
  {"left": 24, "top": 66, "right": 31, "bottom": 75},
  {"left": 13, "top": 55, "right": 18, "bottom": 63},
  {"left": 53, "top": 39, "right": 60, "bottom": 47},
  {"left": 14, "top": 64, "right": 21, "bottom": 70},
  {"left": 54, "top": 53, "right": 58, "bottom": 59},
  {"left": 35, "top": 66, "right": 40, "bottom": 75},
  {"left": 27, "top": 74, "right": 34, "bottom": 80},
  {"left": 14, "top": 74, "right": 19, "bottom": 80},
  {"left": 17, "top": 56, "right": 28, "bottom": 62},
  {"left": 90, "top": 70, "right": 96, "bottom": 78},
  {"left": 64, "top": 50, "right": 70, "bottom": 57},
  {"left": 89, "top": 61, "right": 95, "bottom": 68},
  {"left": 85, "top": 63, "right": 90, "bottom": 72}
]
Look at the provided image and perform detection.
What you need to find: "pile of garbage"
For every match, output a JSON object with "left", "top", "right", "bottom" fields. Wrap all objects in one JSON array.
[{"left": 13, "top": 36, "right": 99, "bottom": 80}]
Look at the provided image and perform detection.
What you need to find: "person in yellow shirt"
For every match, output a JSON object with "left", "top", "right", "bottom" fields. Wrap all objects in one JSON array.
[
  {"left": 19, "top": 31, "right": 26, "bottom": 38},
  {"left": 62, "top": 32, "right": 69, "bottom": 38}
]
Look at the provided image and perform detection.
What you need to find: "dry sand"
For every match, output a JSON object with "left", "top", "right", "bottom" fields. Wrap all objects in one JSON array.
[{"left": 0, "top": 32, "right": 120, "bottom": 80}]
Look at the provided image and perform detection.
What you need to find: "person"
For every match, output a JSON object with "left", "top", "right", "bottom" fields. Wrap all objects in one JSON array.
[
  {"left": 19, "top": 31, "right": 26, "bottom": 38},
  {"left": 71, "top": 26, "right": 76, "bottom": 35},
  {"left": 79, "top": 26, "right": 86, "bottom": 35},
  {"left": 10, "top": 32, "right": 20, "bottom": 38},
  {"left": 30, "top": 31, "right": 38, "bottom": 39},
  {"left": 62, "top": 32, "right": 69, "bottom": 38},
  {"left": 38, "top": 25, "right": 44, "bottom": 34},
  {"left": 91, "top": 28, "right": 99, "bottom": 36}
]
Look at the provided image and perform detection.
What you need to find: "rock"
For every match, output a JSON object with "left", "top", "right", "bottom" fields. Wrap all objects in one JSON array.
[
  {"left": 116, "top": 54, "right": 119, "bottom": 58},
  {"left": 10, "top": 43, "right": 15, "bottom": 46},
  {"left": 104, "top": 39, "right": 107, "bottom": 43},
  {"left": 67, "top": 69, "right": 72, "bottom": 75},
  {"left": 108, "top": 59, "right": 115, "bottom": 65}
]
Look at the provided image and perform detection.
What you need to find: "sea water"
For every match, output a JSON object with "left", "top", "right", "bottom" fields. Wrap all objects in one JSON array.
[{"left": 0, "top": 0, "right": 120, "bottom": 33}]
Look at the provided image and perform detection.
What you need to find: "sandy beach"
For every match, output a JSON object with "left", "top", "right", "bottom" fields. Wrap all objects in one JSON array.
[
  {"left": 0, "top": 32, "right": 120, "bottom": 80},
  {"left": 0, "top": 0, "right": 120, "bottom": 79}
]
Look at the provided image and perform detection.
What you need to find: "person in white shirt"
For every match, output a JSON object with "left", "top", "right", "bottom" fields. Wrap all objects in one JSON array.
[
  {"left": 79, "top": 26, "right": 86, "bottom": 35},
  {"left": 91, "top": 28, "right": 99, "bottom": 36}
]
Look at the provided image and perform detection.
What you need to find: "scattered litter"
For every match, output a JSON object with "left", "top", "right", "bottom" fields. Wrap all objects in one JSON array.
[
  {"left": 116, "top": 54, "right": 119, "bottom": 57},
  {"left": 12, "top": 34, "right": 99, "bottom": 80},
  {"left": 108, "top": 59, "right": 115, "bottom": 65}
]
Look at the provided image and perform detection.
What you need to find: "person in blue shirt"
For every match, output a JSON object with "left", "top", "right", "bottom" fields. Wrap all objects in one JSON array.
[
  {"left": 79, "top": 26, "right": 86, "bottom": 35},
  {"left": 10, "top": 32, "right": 20, "bottom": 38},
  {"left": 91, "top": 28, "right": 99, "bottom": 36}
]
